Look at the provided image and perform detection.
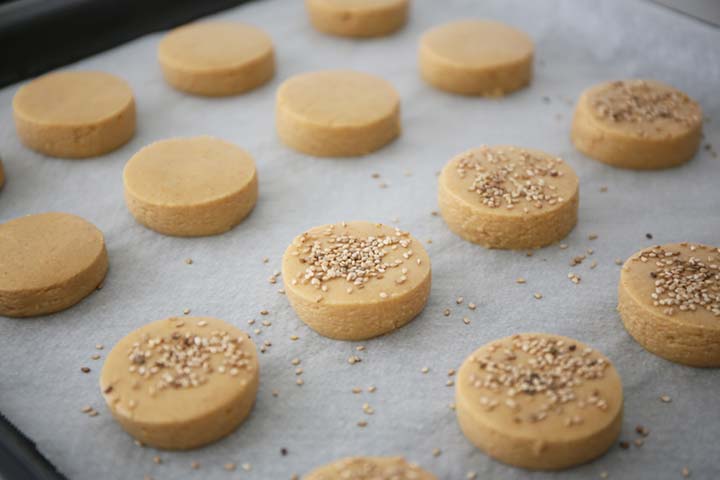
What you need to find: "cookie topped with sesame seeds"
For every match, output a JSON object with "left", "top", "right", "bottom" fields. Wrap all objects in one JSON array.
[
  {"left": 572, "top": 80, "right": 702, "bottom": 169},
  {"left": 304, "top": 456, "right": 436, "bottom": 480},
  {"left": 438, "top": 145, "right": 579, "bottom": 249},
  {"left": 456, "top": 333, "right": 623, "bottom": 470},
  {"left": 282, "top": 221, "right": 431, "bottom": 340},
  {"left": 100, "top": 316, "right": 259, "bottom": 449},
  {"left": 619, "top": 242, "right": 720, "bottom": 367}
]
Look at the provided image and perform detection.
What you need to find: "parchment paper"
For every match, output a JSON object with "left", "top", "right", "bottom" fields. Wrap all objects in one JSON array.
[{"left": 1, "top": 0, "right": 719, "bottom": 479}]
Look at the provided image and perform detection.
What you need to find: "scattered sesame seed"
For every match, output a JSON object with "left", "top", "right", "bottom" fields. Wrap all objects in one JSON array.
[
  {"left": 371, "top": 173, "right": 380, "bottom": 179},
  {"left": 281, "top": 448, "right": 288, "bottom": 456},
  {"left": 81, "top": 405, "right": 92, "bottom": 413},
  {"left": 367, "top": 385, "right": 376, "bottom": 393},
  {"left": 95, "top": 344, "right": 104, "bottom": 350},
  {"left": 448, "top": 369, "right": 456, "bottom": 376},
  {"left": 260, "top": 309, "right": 269, "bottom": 315},
  {"left": 467, "top": 472, "right": 477, "bottom": 480},
  {"left": 456, "top": 297, "right": 464, "bottom": 305},
  {"left": 296, "top": 378, "right": 304, "bottom": 386},
  {"left": 600, "top": 472, "right": 609, "bottom": 479},
  {"left": 633, "top": 438, "right": 644, "bottom": 447},
  {"left": 290, "top": 335, "right": 299, "bottom": 341},
  {"left": 600, "top": 186, "right": 608, "bottom": 193},
  {"left": 152, "top": 456, "right": 162, "bottom": 465},
  {"left": 682, "top": 467, "right": 691, "bottom": 477},
  {"left": 224, "top": 463, "right": 236, "bottom": 471},
  {"left": 91, "top": 354, "right": 101, "bottom": 360},
  {"left": 347, "top": 355, "right": 362, "bottom": 365},
  {"left": 357, "top": 420, "right": 368, "bottom": 427},
  {"left": 619, "top": 441, "right": 630, "bottom": 449},
  {"left": 185, "top": 258, "right": 193, "bottom": 265},
  {"left": 534, "top": 293, "right": 543, "bottom": 299},
  {"left": 432, "top": 448, "right": 442, "bottom": 457},
  {"left": 291, "top": 358, "right": 301, "bottom": 366},
  {"left": 462, "top": 317, "right": 471, "bottom": 325},
  {"left": 636, "top": 425, "right": 649, "bottom": 437},
  {"left": 448, "top": 403, "right": 456, "bottom": 410},
  {"left": 615, "top": 258, "right": 623, "bottom": 266},
  {"left": 516, "top": 277, "right": 526, "bottom": 284},
  {"left": 352, "top": 387, "right": 362, "bottom": 394},
  {"left": 355, "top": 345, "right": 366, "bottom": 352},
  {"left": 183, "top": 308, "right": 190, "bottom": 315},
  {"left": 242, "top": 463, "right": 251, "bottom": 471},
  {"left": 80, "top": 367, "right": 91, "bottom": 374},
  {"left": 468, "top": 303, "right": 477, "bottom": 310},
  {"left": 446, "top": 380, "right": 454, "bottom": 387},
  {"left": 443, "top": 308, "right": 451, "bottom": 316},
  {"left": 421, "top": 367, "right": 429, "bottom": 374},
  {"left": 559, "top": 243, "right": 569, "bottom": 250},
  {"left": 660, "top": 395, "right": 672, "bottom": 403},
  {"left": 191, "top": 461, "right": 200, "bottom": 470},
  {"left": 588, "top": 234, "right": 598, "bottom": 240}
]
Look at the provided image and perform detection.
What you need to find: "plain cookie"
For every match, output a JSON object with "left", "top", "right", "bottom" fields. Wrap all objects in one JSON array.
[
  {"left": 419, "top": 20, "right": 533, "bottom": 96},
  {"left": 305, "top": 0, "right": 409, "bottom": 37},
  {"left": 158, "top": 21, "right": 275, "bottom": 96},
  {"left": 618, "top": 243, "right": 720, "bottom": 367},
  {"left": 276, "top": 70, "right": 400, "bottom": 157},
  {"left": 438, "top": 145, "right": 579, "bottom": 249},
  {"left": 13, "top": 71, "right": 135, "bottom": 158},
  {"left": 456, "top": 333, "right": 623, "bottom": 470},
  {"left": 123, "top": 136, "right": 258, "bottom": 237},
  {"left": 571, "top": 80, "right": 702, "bottom": 169},
  {"left": 100, "top": 316, "right": 259, "bottom": 449},
  {"left": 282, "top": 221, "right": 431, "bottom": 340},
  {"left": 0, "top": 212, "right": 108, "bottom": 317},
  {"left": 304, "top": 456, "right": 436, "bottom": 480}
]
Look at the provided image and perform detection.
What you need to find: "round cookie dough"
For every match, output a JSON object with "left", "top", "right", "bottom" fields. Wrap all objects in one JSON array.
[
  {"left": 276, "top": 70, "right": 401, "bottom": 157},
  {"left": 123, "top": 136, "right": 258, "bottom": 237},
  {"left": 618, "top": 243, "right": 720, "bottom": 367},
  {"left": 571, "top": 80, "right": 703, "bottom": 169},
  {"left": 304, "top": 456, "right": 436, "bottom": 480},
  {"left": 13, "top": 71, "right": 135, "bottom": 158},
  {"left": 419, "top": 20, "right": 534, "bottom": 96},
  {"left": 158, "top": 21, "right": 275, "bottom": 96},
  {"left": 438, "top": 145, "right": 579, "bottom": 249},
  {"left": 100, "top": 316, "right": 259, "bottom": 449},
  {"left": 305, "top": 0, "right": 409, "bottom": 38},
  {"left": 0, "top": 212, "right": 108, "bottom": 317},
  {"left": 282, "top": 221, "right": 431, "bottom": 341},
  {"left": 456, "top": 333, "right": 623, "bottom": 470}
]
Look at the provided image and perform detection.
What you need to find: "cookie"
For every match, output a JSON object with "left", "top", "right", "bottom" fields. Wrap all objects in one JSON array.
[
  {"left": 100, "top": 316, "right": 259, "bottom": 449},
  {"left": 13, "top": 71, "right": 135, "bottom": 158},
  {"left": 305, "top": 0, "right": 409, "bottom": 37},
  {"left": 282, "top": 221, "right": 431, "bottom": 340},
  {"left": 618, "top": 243, "right": 720, "bottom": 366}
]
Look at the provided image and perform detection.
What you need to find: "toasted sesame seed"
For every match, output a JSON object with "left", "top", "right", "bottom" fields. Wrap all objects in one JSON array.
[
  {"left": 660, "top": 395, "right": 672, "bottom": 403},
  {"left": 224, "top": 463, "right": 236, "bottom": 471},
  {"left": 516, "top": 277, "right": 526, "bottom": 284},
  {"left": 185, "top": 258, "right": 193, "bottom": 265},
  {"left": 81, "top": 405, "right": 92, "bottom": 413},
  {"left": 352, "top": 387, "right": 362, "bottom": 394},
  {"left": 80, "top": 367, "right": 91, "bottom": 374},
  {"left": 619, "top": 441, "right": 630, "bottom": 449},
  {"left": 468, "top": 303, "right": 477, "bottom": 310},
  {"left": 448, "top": 369, "right": 456, "bottom": 376},
  {"left": 291, "top": 358, "right": 301, "bottom": 366},
  {"left": 443, "top": 308, "right": 451, "bottom": 316},
  {"left": 260, "top": 310, "right": 269, "bottom": 315},
  {"left": 432, "top": 448, "right": 442, "bottom": 457},
  {"left": 95, "top": 344, "right": 104, "bottom": 350},
  {"left": 368, "top": 385, "right": 376, "bottom": 393},
  {"left": 191, "top": 461, "right": 200, "bottom": 470},
  {"left": 183, "top": 308, "right": 190, "bottom": 315},
  {"left": 356, "top": 345, "right": 366, "bottom": 352},
  {"left": 91, "top": 354, "right": 101, "bottom": 360},
  {"left": 152, "top": 456, "right": 162, "bottom": 464},
  {"left": 296, "top": 378, "right": 304, "bottom": 386},
  {"left": 290, "top": 335, "right": 299, "bottom": 341},
  {"left": 600, "top": 186, "right": 608, "bottom": 193},
  {"left": 534, "top": 293, "right": 543, "bottom": 299},
  {"left": 456, "top": 297, "right": 464, "bottom": 305},
  {"left": 421, "top": 367, "right": 429, "bottom": 374},
  {"left": 588, "top": 234, "right": 598, "bottom": 240},
  {"left": 633, "top": 438, "right": 644, "bottom": 447},
  {"left": 462, "top": 317, "right": 471, "bottom": 325},
  {"left": 357, "top": 420, "right": 368, "bottom": 427}
]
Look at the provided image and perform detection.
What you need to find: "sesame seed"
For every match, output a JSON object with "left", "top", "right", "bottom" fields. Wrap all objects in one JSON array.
[
  {"left": 352, "top": 387, "right": 362, "bottom": 394},
  {"left": 80, "top": 367, "right": 91, "bottom": 374},
  {"left": 242, "top": 463, "right": 251, "bottom": 471},
  {"left": 462, "top": 317, "right": 471, "bottom": 325},
  {"left": 367, "top": 385, "right": 376, "bottom": 393},
  {"left": 260, "top": 310, "right": 269, "bottom": 315},
  {"left": 432, "top": 448, "right": 442, "bottom": 457},
  {"left": 619, "top": 441, "right": 630, "bottom": 449},
  {"left": 600, "top": 186, "right": 608, "bottom": 193},
  {"left": 347, "top": 355, "right": 361, "bottom": 365},
  {"left": 615, "top": 258, "right": 623, "bottom": 266},
  {"left": 534, "top": 293, "right": 543, "bottom": 299},
  {"left": 588, "top": 234, "right": 598, "bottom": 240},
  {"left": 185, "top": 258, "right": 193, "bottom": 265},
  {"left": 296, "top": 378, "right": 304, "bottom": 386},
  {"left": 467, "top": 472, "right": 477, "bottom": 480},
  {"left": 516, "top": 277, "right": 526, "bottom": 284},
  {"left": 660, "top": 395, "right": 672, "bottom": 403},
  {"left": 183, "top": 308, "right": 190, "bottom": 315},
  {"left": 224, "top": 463, "right": 236, "bottom": 471},
  {"left": 95, "top": 344, "right": 104, "bottom": 350},
  {"left": 291, "top": 358, "right": 300, "bottom": 365},
  {"left": 191, "top": 461, "right": 200, "bottom": 470},
  {"left": 91, "top": 354, "right": 101, "bottom": 360},
  {"left": 356, "top": 345, "right": 366, "bottom": 351},
  {"left": 468, "top": 303, "right": 477, "bottom": 310},
  {"left": 290, "top": 335, "right": 299, "bottom": 341},
  {"left": 456, "top": 297, "right": 464, "bottom": 305},
  {"left": 81, "top": 405, "right": 92, "bottom": 413},
  {"left": 152, "top": 456, "right": 162, "bottom": 464},
  {"left": 443, "top": 308, "right": 451, "bottom": 316},
  {"left": 357, "top": 420, "right": 368, "bottom": 427},
  {"left": 682, "top": 467, "right": 691, "bottom": 477},
  {"left": 421, "top": 367, "right": 429, "bottom": 374}
]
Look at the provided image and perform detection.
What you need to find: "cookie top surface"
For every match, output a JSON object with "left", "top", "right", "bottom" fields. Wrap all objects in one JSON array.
[
  {"left": 0, "top": 212, "right": 105, "bottom": 292},
  {"left": 276, "top": 70, "right": 400, "bottom": 127},
  {"left": 158, "top": 22, "right": 273, "bottom": 71},
  {"left": 282, "top": 221, "right": 430, "bottom": 306},
  {"left": 439, "top": 145, "right": 579, "bottom": 217},
  {"left": 421, "top": 20, "right": 533, "bottom": 68},
  {"left": 621, "top": 243, "right": 720, "bottom": 327},
  {"left": 581, "top": 80, "right": 702, "bottom": 138},
  {"left": 304, "top": 456, "right": 436, "bottom": 480},
  {"left": 13, "top": 71, "right": 134, "bottom": 126},
  {"left": 100, "top": 316, "right": 258, "bottom": 424},
  {"left": 457, "top": 333, "right": 623, "bottom": 441},
  {"left": 309, "top": 0, "right": 407, "bottom": 9},
  {"left": 123, "top": 136, "right": 256, "bottom": 207}
]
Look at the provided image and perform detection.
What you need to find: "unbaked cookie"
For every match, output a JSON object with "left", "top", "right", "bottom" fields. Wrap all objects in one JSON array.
[
  {"left": 305, "top": 0, "right": 409, "bottom": 38},
  {"left": 456, "top": 333, "right": 623, "bottom": 470},
  {"left": 13, "top": 71, "right": 135, "bottom": 158},
  {"left": 304, "top": 456, "right": 436, "bottom": 479},
  {"left": 276, "top": 70, "right": 400, "bottom": 157},
  {"left": 100, "top": 316, "right": 259, "bottom": 449},
  {"left": 0, "top": 212, "right": 108, "bottom": 317},
  {"left": 282, "top": 221, "right": 431, "bottom": 340},
  {"left": 618, "top": 243, "right": 720, "bottom": 367},
  {"left": 571, "top": 80, "right": 703, "bottom": 169},
  {"left": 158, "top": 21, "right": 275, "bottom": 96},
  {"left": 438, "top": 145, "right": 579, "bottom": 249},
  {"left": 419, "top": 20, "right": 533, "bottom": 96},
  {"left": 123, "top": 136, "right": 258, "bottom": 237}
]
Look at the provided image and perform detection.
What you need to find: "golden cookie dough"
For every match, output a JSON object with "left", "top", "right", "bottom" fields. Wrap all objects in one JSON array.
[
  {"left": 13, "top": 71, "right": 135, "bottom": 158},
  {"left": 123, "top": 136, "right": 258, "bottom": 237},
  {"left": 438, "top": 145, "right": 579, "bottom": 249},
  {"left": 158, "top": 21, "right": 275, "bottom": 96},
  {"left": 618, "top": 243, "right": 720, "bottom": 367},
  {"left": 276, "top": 70, "right": 400, "bottom": 157},
  {"left": 0, "top": 212, "right": 108, "bottom": 317},
  {"left": 304, "top": 456, "right": 436, "bottom": 480},
  {"left": 282, "top": 221, "right": 431, "bottom": 341},
  {"left": 100, "top": 316, "right": 259, "bottom": 449},
  {"left": 305, "top": 0, "right": 409, "bottom": 38},
  {"left": 419, "top": 20, "right": 534, "bottom": 96},
  {"left": 456, "top": 333, "right": 623, "bottom": 470},
  {"left": 571, "top": 80, "right": 703, "bottom": 169}
]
